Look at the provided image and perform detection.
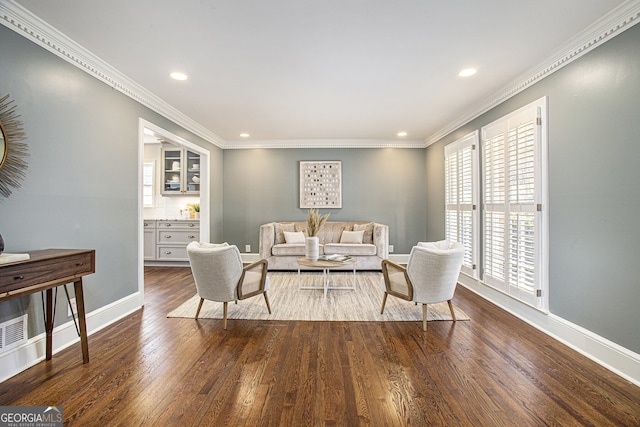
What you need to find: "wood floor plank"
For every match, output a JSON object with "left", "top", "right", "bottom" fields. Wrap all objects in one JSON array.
[{"left": 0, "top": 266, "right": 638, "bottom": 426}]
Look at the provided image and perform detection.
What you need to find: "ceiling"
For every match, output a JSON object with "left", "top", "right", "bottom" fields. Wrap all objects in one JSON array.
[{"left": 9, "top": 0, "right": 633, "bottom": 147}]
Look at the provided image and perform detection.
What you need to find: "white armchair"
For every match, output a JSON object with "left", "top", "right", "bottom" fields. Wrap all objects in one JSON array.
[
  {"left": 381, "top": 240, "right": 464, "bottom": 331},
  {"left": 187, "top": 242, "right": 271, "bottom": 329}
]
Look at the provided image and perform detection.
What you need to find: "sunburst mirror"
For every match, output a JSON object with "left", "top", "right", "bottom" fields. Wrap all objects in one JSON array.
[{"left": 0, "top": 94, "right": 28, "bottom": 199}]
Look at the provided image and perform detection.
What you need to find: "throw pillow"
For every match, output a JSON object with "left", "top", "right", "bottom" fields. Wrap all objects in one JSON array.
[
  {"left": 353, "top": 222, "right": 374, "bottom": 244},
  {"left": 340, "top": 230, "right": 364, "bottom": 244},
  {"left": 274, "top": 222, "right": 295, "bottom": 244},
  {"left": 283, "top": 231, "right": 306, "bottom": 244}
]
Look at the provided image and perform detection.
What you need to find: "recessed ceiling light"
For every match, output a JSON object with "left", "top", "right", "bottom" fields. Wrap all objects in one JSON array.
[
  {"left": 240, "top": 133, "right": 250, "bottom": 138},
  {"left": 397, "top": 131, "right": 408, "bottom": 137},
  {"left": 458, "top": 68, "right": 477, "bottom": 77},
  {"left": 169, "top": 72, "right": 188, "bottom": 81}
]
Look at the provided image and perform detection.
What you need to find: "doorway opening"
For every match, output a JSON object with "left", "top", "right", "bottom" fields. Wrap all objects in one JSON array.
[{"left": 137, "top": 119, "right": 210, "bottom": 303}]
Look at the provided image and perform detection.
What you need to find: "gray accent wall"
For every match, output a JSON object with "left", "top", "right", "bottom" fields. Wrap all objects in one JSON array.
[
  {"left": 425, "top": 23, "right": 640, "bottom": 353},
  {"left": 223, "top": 148, "right": 426, "bottom": 254},
  {"left": 0, "top": 24, "right": 223, "bottom": 337}
]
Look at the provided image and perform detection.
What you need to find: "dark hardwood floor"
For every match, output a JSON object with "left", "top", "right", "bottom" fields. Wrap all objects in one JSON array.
[{"left": 0, "top": 267, "right": 638, "bottom": 426}]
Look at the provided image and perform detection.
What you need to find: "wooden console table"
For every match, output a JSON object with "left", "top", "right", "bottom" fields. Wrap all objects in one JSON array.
[{"left": 0, "top": 249, "right": 96, "bottom": 363}]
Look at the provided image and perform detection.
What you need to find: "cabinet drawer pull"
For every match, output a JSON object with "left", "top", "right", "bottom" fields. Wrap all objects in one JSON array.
[
  {"left": 164, "top": 224, "right": 171, "bottom": 227},
  {"left": 188, "top": 223, "right": 195, "bottom": 227},
  {"left": 164, "top": 251, "right": 172, "bottom": 254},
  {"left": 188, "top": 235, "right": 195, "bottom": 239},
  {"left": 164, "top": 235, "right": 172, "bottom": 238},
  {"left": 76, "top": 262, "right": 85, "bottom": 267},
  {"left": 14, "top": 275, "right": 24, "bottom": 281}
]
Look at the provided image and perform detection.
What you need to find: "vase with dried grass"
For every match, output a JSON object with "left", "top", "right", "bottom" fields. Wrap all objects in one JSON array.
[{"left": 305, "top": 208, "right": 330, "bottom": 261}]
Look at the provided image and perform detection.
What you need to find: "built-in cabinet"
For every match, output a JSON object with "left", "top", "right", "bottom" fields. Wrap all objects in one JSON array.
[
  {"left": 162, "top": 145, "right": 201, "bottom": 195},
  {"left": 144, "top": 220, "right": 199, "bottom": 262},
  {"left": 143, "top": 220, "right": 157, "bottom": 260}
]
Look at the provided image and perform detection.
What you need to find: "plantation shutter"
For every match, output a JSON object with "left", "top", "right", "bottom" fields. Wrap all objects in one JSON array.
[
  {"left": 482, "top": 122, "right": 506, "bottom": 286},
  {"left": 481, "top": 99, "right": 546, "bottom": 308},
  {"left": 445, "top": 145, "right": 459, "bottom": 240},
  {"left": 445, "top": 131, "right": 478, "bottom": 278}
]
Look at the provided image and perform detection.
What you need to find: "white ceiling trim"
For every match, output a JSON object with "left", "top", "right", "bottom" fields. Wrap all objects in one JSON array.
[
  {"left": 424, "top": 0, "right": 640, "bottom": 147},
  {"left": 225, "top": 139, "right": 426, "bottom": 149},
  {"left": 2, "top": 0, "right": 639, "bottom": 150}
]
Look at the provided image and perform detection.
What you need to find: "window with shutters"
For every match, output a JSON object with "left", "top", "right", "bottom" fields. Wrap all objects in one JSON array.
[
  {"left": 481, "top": 97, "right": 548, "bottom": 310},
  {"left": 445, "top": 131, "right": 479, "bottom": 278}
]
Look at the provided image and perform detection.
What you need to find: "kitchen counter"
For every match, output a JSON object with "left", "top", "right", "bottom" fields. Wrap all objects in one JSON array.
[{"left": 144, "top": 217, "right": 199, "bottom": 221}]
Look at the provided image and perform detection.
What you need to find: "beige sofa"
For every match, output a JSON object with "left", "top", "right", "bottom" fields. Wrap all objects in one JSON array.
[{"left": 259, "top": 221, "right": 389, "bottom": 270}]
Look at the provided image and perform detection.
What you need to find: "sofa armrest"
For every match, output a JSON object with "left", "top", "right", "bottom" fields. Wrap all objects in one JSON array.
[
  {"left": 372, "top": 223, "right": 389, "bottom": 259},
  {"left": 259, "top": 223, "right": 276, "bottom": 259}
]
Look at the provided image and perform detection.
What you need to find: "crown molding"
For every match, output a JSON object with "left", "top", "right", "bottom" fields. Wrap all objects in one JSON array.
[
  {"left": 0, "top": 0, "right": 226, "bottom": 149},
  {"left": 424, "top": 0, "right": 640, "bottom": 147},
  {"left": 224, "top": 139, "right": 426, "bottom": 149}
]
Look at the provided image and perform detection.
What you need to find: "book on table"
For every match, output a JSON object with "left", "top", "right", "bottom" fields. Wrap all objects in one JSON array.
[
  {"left": 319, "top": 254, "right": 352, "bottom": 262},
  {"left": 0, "top": 253, "right": 31, "bottom": 264}
]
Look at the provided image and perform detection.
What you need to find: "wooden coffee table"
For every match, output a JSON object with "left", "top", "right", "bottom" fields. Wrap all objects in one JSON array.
[{"left": 297, "top": 257, "right": 357, "bottom": 298}]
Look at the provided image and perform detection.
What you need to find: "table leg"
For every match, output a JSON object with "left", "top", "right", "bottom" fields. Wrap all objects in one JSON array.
[
  {"left": 45, "top": 288, "right": 54, "bottom": 361},
  {"left": 323, "top": 268, "right": 329, "bottom": 298},
  {"left": 352, "top": 264, "right": 356, "bottom": 288},
  {"left": 73, "top": 279, "right": 90, "bottom": 363}
]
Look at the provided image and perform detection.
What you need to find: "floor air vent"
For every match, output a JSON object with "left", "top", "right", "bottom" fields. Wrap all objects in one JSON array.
[{"left": 0, "top": 314, "right": 28, "bottom": 353}]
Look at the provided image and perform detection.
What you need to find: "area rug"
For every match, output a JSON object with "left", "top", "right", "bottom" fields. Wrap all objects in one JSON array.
[{"left": 168, "top": 272, "right": 470, "bottom": 322}]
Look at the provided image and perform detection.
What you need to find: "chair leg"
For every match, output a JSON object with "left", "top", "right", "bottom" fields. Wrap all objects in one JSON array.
[
  {"left": 195, "top": 298, "right": 205, "bottom": 319},
  {"left": 223, "top": 302, "right": 228, "bottom": 329},
  {"left": 447, "top": 300, "right": 457, "bottom": 321},
  {"left": 380, "top": 292, "right": 388, "bottom": 314},
  {"left": 422, "top": 304, "right": 428, "bottom": 331},
  {"left": 264, "top": 292, "right": 272, "bottom": 314}
]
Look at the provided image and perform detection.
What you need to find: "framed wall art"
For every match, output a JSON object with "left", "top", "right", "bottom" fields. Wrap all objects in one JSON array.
[{"left": 299, "top": 161, "right": 342, "bottom": 209}]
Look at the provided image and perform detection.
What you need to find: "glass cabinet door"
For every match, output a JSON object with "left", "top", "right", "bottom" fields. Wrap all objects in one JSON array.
[
  {"left": 184, "top": 150, "right": 200, "bottom": 194},
  {"left": 161, "top": 145, "right": 200, "bottom": 195},
  {"left": 162, "top": 147, "right": 182, "bottom": 194}
]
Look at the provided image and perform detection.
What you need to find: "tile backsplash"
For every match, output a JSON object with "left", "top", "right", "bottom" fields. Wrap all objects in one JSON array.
[{"left": 144, "top": 196, "right": 200, "bottom": 220}]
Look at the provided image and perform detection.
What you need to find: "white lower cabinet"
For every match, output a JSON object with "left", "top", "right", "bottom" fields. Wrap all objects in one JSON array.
[
  {"left": 144, "top": 220, "right": 200, "bottom": 262},
  {"left": 143, "top": 221, "right": 157, "bottom": 260}
]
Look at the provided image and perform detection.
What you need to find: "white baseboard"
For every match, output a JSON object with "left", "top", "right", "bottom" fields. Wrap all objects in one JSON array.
[
  {"left": 0, "top": 292, "right": 143, "bottom": 383},
  {"left": 457, "top": 274, "right": 640, "bottom": 387}
]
